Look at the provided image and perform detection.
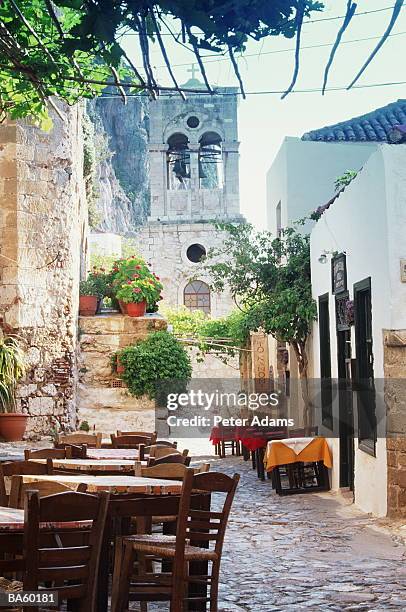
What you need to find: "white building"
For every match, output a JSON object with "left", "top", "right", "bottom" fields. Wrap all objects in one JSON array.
[
  {"left": 311, "top": 144, "right": 406, "bottom": 517},
  {"left": 266, "top": 137, "right": 377, "bottom": 237},
  {"left": 267, "top": 99, "right": 406, "bottom": 517},
  {"left": 89, "top": 231, "right": 122, "bottom": 257}
]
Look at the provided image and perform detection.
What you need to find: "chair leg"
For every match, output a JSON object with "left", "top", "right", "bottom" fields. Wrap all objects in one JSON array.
[
  {"left": 170, "top": 560, "right": 188, "bottom": 612},
  {"left": 209, "top": 560, "right": 220, "bottom": 612},
  {"left": 111, "top": 540, "right": 135, "bottom": 612}
]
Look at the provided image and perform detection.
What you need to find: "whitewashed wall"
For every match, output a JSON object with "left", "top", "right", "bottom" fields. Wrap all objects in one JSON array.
[
  {"left": 310, "top": 145, "right": 406, "bottom": 517},
  {"left": 266, "top": 137, "right": 377, "bottom": 236}
]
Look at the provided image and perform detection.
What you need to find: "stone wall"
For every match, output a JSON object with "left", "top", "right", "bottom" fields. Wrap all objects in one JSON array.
[
  {"left": 0, "top": 106, "right": 87, "bottom": 437},
  {"left": 77, "top": 314, "right": 167, "bottom": 434},
  {"left": 135, "top": 221, "right": 236, "bottom": 319},
  {"left": 384, "top": 330, "right": 406, "bottom": 518}
]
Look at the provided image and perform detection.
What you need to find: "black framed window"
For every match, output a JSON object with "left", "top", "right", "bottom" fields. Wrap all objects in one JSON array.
[{"left": 354, "top": 277, "right": 376, "bottom": 456}]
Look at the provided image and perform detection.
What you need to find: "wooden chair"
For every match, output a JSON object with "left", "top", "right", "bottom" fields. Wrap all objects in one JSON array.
[
  {"left": 0, "top": 460, "right": 52, "bottom": 506},
  {"left": 8, "top": 475, "right": 88, "bottom": 509},
  {"left": 111, "top": 469, "right": 240, "bottom": 612},
  {"left": 155, "top": 440, "right": 177, "bottom": 449},
  {"left": 134, "top": 462, "right": 210, "bottom": 480},
  {"left": 23, "top": 489, "right": 109, "bottom": 612},
  {"left": 117, "top": 431, "right": 157, "bottom": 444},
  {"left": 24, "top": 448, "right": 67, "bottom": 460},
  {"left": 56, "top": 432, "right": 102, "bottom": 448},
  {"left": 148, "top": 446, "right": 186, "bottom": 459},
  {"left": 111, "top": 434, "right": 151, "bottom": 449},
  {"left": 148, "top": 451, "right": 190, "bottom": 467}
]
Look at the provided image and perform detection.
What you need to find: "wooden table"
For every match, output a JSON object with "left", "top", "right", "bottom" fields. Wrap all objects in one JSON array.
[
  {"left": 21, "top": 474, "right": 183, "bottom": 495},
  {"left": 31, "top": 458, "right": 147, "bottom": 473},
  {"left": 264, "top": 437, "right": 332, "bottom": 495},
  {"left": 86, "top": 448, "right": 141, "bottom": 460},
  {"left": 0, "top": 505, "right": 91, "bottom": 531}
]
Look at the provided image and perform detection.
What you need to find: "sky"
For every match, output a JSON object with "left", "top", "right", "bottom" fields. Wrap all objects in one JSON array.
[{"left": 122, "top": 1, "right": 406, "bottom": 229}]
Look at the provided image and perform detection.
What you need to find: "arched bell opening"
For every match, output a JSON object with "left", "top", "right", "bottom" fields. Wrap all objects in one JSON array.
[
  {"left": 167, "top": 132, "right": 191, "bottom": 190},
  {"left": 199, "top": 131, "right": 223, "bottom": 189}
]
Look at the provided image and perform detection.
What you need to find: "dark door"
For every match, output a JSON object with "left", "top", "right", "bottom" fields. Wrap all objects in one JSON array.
[
  {"left": 354, "top": 278, "right": 376, "bottom": 456},
  {"left": 337, "top": 327, "right": 354, "bottom": 489},
  {"left": 319, "top": 294, "right": 333, "bottom": 430}
]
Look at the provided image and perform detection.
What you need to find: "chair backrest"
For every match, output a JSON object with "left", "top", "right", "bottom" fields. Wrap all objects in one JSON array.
[
  {"left": 24, "top": 448, "right": 67, "bottom": 460},
  {"left": 154, "top": 440, "right": 177, "bottom": 449},
  {"left": 148, "top": 446, "right": 187, "bottom": 459},
  {"left": 56, "top": 433, "right": 102, "bottom": 448},
  {"left": 175, "top": 470, "right": 239, "bottom": 561},
  {"left": 134, "top": 462, "right": 210, "bottom": 480},
  {"left": 148, "top": 453, "right": 190, "bottom": 467},
  {"left": 23, "top": 490, "right": 109, "bottom": 612},
  {"left": 117, "top": 431, "right": 157, "bottom": 444},
  {"left": 0, "top": 460, "right": 52, "bottom": 506},
  {"left": 111, "top": 434, "right": 150, "bottom": 448},
  {"left": 9, "top": 475, "right": 88, "bottom": 509}
]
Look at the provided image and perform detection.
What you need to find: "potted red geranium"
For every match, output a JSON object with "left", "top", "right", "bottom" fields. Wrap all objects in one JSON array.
[{"left": 116, "top": 275, "right": 163, "bottom": 317}]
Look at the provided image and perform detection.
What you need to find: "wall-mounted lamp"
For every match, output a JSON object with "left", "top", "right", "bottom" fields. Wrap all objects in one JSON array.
[{"left": 318, "top": 249, "right": 346, "bottom": 264}]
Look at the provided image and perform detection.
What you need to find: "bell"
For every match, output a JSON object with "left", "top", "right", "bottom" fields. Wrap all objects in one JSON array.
[
  {"left": 198, "top": 159, "right": 207, "bottom": 179},
  {"left": 173, "top": 159, "right": 190, "bottom": 178}
]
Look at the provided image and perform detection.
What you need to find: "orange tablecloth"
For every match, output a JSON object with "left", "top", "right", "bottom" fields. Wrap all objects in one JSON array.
[{"left": 264, "top": 437, "right": 333, "bottom": 472}]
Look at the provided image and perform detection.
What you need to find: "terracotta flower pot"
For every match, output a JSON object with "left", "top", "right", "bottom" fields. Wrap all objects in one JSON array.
[
  {"left": 127, "top": 301, "right": 147, "bottom": 317},
  {"left": 118, "top": 300, "right": 128, "bottom": 315},
  {"left": 79, "top": 295, "right": 98, "bottom": 316},
  {"left": 0, "top": 413, "right": 28, "bottom": 441}
]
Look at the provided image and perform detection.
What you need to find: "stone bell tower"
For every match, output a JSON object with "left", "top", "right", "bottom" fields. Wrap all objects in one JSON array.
[{"left": 135, "top": 74, "right": 243, "bottom": 319}]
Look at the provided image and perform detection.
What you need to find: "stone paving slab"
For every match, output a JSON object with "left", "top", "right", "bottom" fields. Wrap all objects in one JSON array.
[{"left": 143, "top": 453, "right": 405, "bottom": 612}]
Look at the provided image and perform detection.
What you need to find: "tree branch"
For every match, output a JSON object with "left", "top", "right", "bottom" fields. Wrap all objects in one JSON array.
[
  {"left": 281, "top": 0, "right": 305, "bottom": 99},
  {"left": 322, "top": 1, "right": 357, "bottom": 95},
  {"left": 347, "top": 0, "right": 404, "bottom": 89}
]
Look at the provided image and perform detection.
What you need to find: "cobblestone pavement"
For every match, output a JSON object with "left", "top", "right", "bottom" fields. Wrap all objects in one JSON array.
[{"left": 147, "top": 452, "right": 406, "bottom": 612}]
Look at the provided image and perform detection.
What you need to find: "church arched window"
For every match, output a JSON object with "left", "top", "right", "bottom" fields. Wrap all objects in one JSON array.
[
  {"left": 184, "top": 280, "right": 211, "bottom": 314},
  {"left": 167, "top": 132, "right": 191, "bottom": 190},
  {"left": 199, "top": 132, "right": 223, "bottom": 189}
]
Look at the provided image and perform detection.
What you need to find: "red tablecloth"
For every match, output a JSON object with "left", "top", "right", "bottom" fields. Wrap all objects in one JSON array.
[{"left": 210, "top": 426, "right": 287, "bottom": 450}]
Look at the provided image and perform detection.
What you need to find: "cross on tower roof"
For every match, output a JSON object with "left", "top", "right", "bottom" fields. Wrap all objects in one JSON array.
[{"left": 187, "top": 64, "right": 199, "bottom": 80}]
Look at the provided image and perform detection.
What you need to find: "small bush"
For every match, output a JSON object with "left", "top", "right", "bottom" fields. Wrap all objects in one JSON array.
[{"left": 118, "top": 331, "right": 192, "bottom": 404}]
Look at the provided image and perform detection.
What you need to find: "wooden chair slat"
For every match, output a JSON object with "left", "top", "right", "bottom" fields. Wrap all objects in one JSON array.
[
  {"left": 38, "top": 564, "right": 89, "bottom": 581},
  {"left": 56, "top": 433, "right": 102, "bottom": 448},
  {"left": 24, "top": 448, "right": 66, "bottom": 460},
  {"left": 38, "top": 546, "right": 92, "bottom": 565}
]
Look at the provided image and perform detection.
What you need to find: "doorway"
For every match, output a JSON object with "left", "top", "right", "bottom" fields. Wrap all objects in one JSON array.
[
  {"left": 335, "top": 292, "right": 354, "bottom": 490},
  {"left": 354, "top": 277, "right": 376, "bottom": 456}
]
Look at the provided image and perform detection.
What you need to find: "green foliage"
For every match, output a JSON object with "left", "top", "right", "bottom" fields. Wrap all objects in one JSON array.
[
  {"left": 162, "top": 306, "right": 251, "bottom": 364},
  {"left": 117, "top": 331, "right": 192, "bottom": 403},
  {"left": 79, "top": 420, "right": 90, "bottom": 432},
  {"left": 87, "top": 266, "right": 115, "bottom": 299},
  {"left": 0, "top": 335, "right": 26, "bottom": 413},
  {"left": 116, "top": 276, "right": 162, "bottom": 305},
  {"left": 161, "top": 306, "right": 207, "bottom": 337},
  {"left": 204, "top": 223, "right": 317, "bottom": 373},
  {"left": 112, "top": 255, "right": 163, "bottom": 308},
  {"left": 79, "top": 278, "right": 98, "bottom": 296},
  {"left": 334, "top": 170, "right": 358, "bottom": 192},
  {"left": 0, "top": 0, "right": 323, "bottom": 123}
]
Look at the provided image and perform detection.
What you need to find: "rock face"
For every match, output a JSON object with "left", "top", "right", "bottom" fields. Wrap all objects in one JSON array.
[
  {"left": 0, "top": 107, "right": 87, "bottom": 437},
  {"left": 77, "top": 313, "right": 168, "bottom": 434},
  {"left": 88, "top": 96, "right": 150, "bottom": 233}
]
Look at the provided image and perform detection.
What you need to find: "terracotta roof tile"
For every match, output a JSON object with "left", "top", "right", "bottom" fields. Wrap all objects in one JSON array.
[{"left": 302, "top": 99, "right": 406, "bottom": 142}]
